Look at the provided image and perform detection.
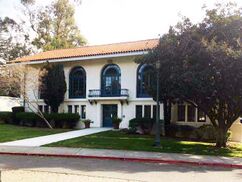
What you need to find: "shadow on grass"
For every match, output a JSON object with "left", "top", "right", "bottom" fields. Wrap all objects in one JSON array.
[{"left": 47, "top": 130, "right": 242, "bottom": 158}]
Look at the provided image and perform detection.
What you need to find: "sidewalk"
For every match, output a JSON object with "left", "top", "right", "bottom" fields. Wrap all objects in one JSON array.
[
  {"left": 0, "top": 128, "right": 111, "bottom": 147},
  {"left": 0, "top": 146, "right": 241, "bottom": 169}
]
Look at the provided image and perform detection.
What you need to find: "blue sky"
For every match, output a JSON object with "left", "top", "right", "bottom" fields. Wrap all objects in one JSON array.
[{"left": 0, "top": 0, "right": 241, "bottom": 45}]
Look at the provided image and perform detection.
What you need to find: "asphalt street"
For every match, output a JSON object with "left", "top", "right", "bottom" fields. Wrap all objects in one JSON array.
[{"left": 0, "top": 155, "right": 241, "bottom": 182}]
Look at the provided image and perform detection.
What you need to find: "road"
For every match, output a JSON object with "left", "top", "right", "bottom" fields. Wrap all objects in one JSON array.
[{"left": 0, "top": 155, "right": 241, "bottom": 182}]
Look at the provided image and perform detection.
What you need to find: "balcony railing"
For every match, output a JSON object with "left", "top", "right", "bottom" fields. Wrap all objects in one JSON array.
[{"left": 88, "top": 89, "right": 129, "bottom": 98}]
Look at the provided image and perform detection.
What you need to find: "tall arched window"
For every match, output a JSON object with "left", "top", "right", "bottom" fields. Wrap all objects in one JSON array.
[
  {"left": 137, "top": 64, "right": 154, "bottom": 98},
  {"left": 69, "top": 67, "right": 86, "bottom": 98},
  {"left": 101, "top": 64, "right": 121, "bottom": 96}
]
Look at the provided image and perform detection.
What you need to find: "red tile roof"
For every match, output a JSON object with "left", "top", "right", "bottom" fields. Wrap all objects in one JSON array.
[{"left": 14, "top": 39, "right": 159, "bottom": 63}]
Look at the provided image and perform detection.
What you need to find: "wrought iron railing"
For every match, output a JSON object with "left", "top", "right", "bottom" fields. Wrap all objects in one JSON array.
[{"left": 88, "top": 89, "right": 129, "bottom": 97}]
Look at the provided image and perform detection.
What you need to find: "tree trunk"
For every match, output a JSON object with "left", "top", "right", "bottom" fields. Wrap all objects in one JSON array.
[{"left": 215, "top": 127, "right": 228, "bottom": 148}]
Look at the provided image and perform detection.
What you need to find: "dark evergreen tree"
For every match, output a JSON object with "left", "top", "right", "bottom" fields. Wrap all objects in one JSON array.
[{"left": 40, "top": 63, "right": 67, "bottom": 113}]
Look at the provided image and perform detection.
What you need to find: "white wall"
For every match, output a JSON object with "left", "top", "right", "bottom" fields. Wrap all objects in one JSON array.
[
  {"left": 230, "top": 118, "right": 242, "bottom": 142},
  {"left": 24, "top": 56, "right": 160, "bottom": 128},
  {"left": 0, "top": 96, "right": 21, "bottom": 112}
]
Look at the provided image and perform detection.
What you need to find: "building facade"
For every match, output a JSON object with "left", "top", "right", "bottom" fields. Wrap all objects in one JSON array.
[
  {"left": 13, "top": 39, "right": 242, "bottom": 142},
  {"left": 17, "top": 39, "right": 165, "bottom": 128}
]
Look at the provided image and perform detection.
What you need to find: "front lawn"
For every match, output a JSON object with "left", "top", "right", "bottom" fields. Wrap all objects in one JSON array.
[
  {"left": 47, "top": 130, "right": 242, "bottom": 158},
  {"left": 0, "top": 123, "right": 71, "bottom": 143}
]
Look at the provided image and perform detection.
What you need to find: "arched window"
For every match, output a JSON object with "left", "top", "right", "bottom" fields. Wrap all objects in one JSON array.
[
  {"left": 101, "top": 64, "right": 121, "bottom": 96},
  {"left": 69, "top": 67, "right": 86, "bottom": 98},
  {"left": 137, "top": 64, "right": 154, "bottom": 98}
]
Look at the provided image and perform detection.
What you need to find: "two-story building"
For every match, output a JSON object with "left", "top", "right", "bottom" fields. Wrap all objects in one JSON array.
[
  {"left": 14, "top": 39, "right": 165, "bottom": 128},
  {"left": 13, "top": 39, "right": 242, "bottom": 142}
]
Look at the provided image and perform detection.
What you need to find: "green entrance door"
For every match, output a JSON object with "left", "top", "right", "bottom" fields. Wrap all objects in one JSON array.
[{"left": 103, "top": 105, "right": 117, "bottom": 127}]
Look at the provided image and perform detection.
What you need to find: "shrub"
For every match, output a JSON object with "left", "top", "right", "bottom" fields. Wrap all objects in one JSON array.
[
  {"left": 191, "top": 124, "right": 232, "bottom": 142},
  {"left": 82, "top": 119, "right": 93, "bottom": 128},
  {"left": 166, "top": 124, "right": 195, "bottom": 138},
  {"left": 16, "top": 112, "right": 80, "bottom": 129},
  {"left": 129, "top": 118, "right": 154, "bottom": 134},
  {"left": 112, "top": 117, "right": 122, "bottom": 129},
  {"left": 191, "top": 125, "right": 216, "bottom": 141},
  {"left": 129, "top": 118, "right": 139, "bottom": 132},
  {"left": 0, "top": 112, "right": 12, "bottom": 123},
  {"left": 16, "top": 112, "right": 38, "bottom": 127},
  {"left": 12, "top": 106, "right": 25, "bottom": 125},
  {"left": 112, "top": 117, "right": 122, "bottom": 124},
  {"left": 166, "top": 124, "right": 232, "bottom": 142},
  {"left": 12, "top": 106, "right": 25, "bottom": 113},
  {"left": 45, "top": 113, "right": 80, "bottom": 129},
  {"left": 82, "top": 119, "right": 93, "bottom": 124}
]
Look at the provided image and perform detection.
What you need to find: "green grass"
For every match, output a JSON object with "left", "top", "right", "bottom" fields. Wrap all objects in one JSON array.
[
  {"left": 0, "top": 123, "right": 71, "bottom": 143},
  {"left": 47, "top": 130, "right": 242, "bottom": 158}
]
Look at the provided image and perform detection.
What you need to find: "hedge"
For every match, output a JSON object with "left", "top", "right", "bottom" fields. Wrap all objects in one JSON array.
[
  {"left": 12, "top": 106, "right": 25, "bottom": 125},
  {"left": 166, "top": 124, "right": 195, "bottom": 138},
  {"left": 0, "top": 112, "right": 12, "bottom": 123},
  {"left": 16, "top": 112, "right": 80, "bottom": 129},
  {"left": 191, "top": 124, "right": 231, "bottom": 142},
  {"left": 166, "top": 124, "right": 232, "bottom": 142},
  {"left": 129, "top": 117, "right": 154, "bottom": 134}
]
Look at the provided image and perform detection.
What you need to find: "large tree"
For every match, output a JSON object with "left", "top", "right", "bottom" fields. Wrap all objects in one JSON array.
[
  {"left": 0, "top": 17, "right": 31, "bottom": 62},
  {"left": 0, "top": 0, "right": 85, "bottom": 62},
  {"left": 138, "top": 3, "right": 242, "bottom": 148},
  {"left": 39, "top": 63, "right": 67, "bottom": 113},
  {"left": 30, "top": 0, "right": 86, "bottom": 51}
]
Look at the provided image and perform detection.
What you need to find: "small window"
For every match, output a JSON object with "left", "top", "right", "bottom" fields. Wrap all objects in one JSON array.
[
  {"left": 187, "top": 105, "right": 196, "bottom": 122},
  {"left": 144, "top": 105, "right": 151, "bottom": 118},
  {"left": 38, "top": 105, "right": 43, "bottom": 113},
  {"left": 44, "top": 105, "right": 49, "bottom": 113},
  {"left": 81, "top": 105, "right": 86, "bottom": 119},
  {"left": 177, "top": 104, "right": 185, "bottom": 121},
  {"left": 135, "top": 105, "right": 142, "bottom": 118},
  {"left": 68, "top": 105, "right": 72, "bottom": 113},
  {"left": 74, "top": 105, "right": 79, "bottom": 114},
  {"left": 153, "top": 105, "right": 157, "bottom": 119},
  {"left": 198, "top": 110, "right": 206, "bottom": 122}
]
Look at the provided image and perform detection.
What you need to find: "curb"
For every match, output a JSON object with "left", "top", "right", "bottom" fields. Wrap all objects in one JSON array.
[{"left": 0, "top": 151, "right": 242, "bottom": 169}]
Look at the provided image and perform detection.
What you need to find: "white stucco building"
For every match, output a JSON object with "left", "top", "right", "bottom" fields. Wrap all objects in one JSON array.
[
  {"left": 15, "top": 39, "right": 164, "bottom": 128},
  {"left": 13, "top": 39, "right": 242, "bottom": 142}
]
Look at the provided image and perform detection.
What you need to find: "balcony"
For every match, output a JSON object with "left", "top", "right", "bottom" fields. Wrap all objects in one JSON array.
[
  {"left": 89, "top": 89, "right": 129, "bottom": 97},
  {"left": 88, "top": 89, "right": 129, "bottom": 104}
]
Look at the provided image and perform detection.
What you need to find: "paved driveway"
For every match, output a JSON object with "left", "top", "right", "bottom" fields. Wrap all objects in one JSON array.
[{"left": 0, "top": 128, "right": 111, "bottom": 147}]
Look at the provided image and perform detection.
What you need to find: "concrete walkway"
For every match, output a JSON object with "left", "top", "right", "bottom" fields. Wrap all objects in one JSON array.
[
  {"left": 0, "top": 128, "right": 111, "bottom": 147},
  {"left": 0, "top": 146, "right": 241, "bottom": 169}
]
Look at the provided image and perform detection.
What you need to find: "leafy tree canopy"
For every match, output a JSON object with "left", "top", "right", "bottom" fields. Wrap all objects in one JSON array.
[
  {"left": 0, "top": 17, "right": 31, "bottom": 61},
  {"left": 0, "top": 0, "right": 86, "bottom": 62},
  {"left": 138, "top": 3, "right": 242, "bottom": 148},
  {"left": 30, "top": 0, "right": 86, "bottom": 51}
]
